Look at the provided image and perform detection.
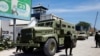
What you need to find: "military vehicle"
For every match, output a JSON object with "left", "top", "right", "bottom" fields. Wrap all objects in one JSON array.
[
  {"left": 77, "top": 31, "right": 88, "bottom": 40},
  {"left": 16, "top": 15, "right": 77, "bottom": 56}
]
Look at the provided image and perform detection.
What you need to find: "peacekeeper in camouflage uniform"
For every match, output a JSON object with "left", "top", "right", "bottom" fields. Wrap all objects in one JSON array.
[
  {"left": 64, "top": 31, "right": 77, "bottom": 56},
  {"left": 16, "top": 33, "right": 21, "bottom": 52}
]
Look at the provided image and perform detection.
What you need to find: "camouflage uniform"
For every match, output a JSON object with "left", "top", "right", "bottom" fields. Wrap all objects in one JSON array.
[
  {"left": 16, "top": 33, "right": 21, "bottom": 52},
  {"left": 64, "top": 31, "right": 74, "bottom": 56},
  {"left": 95, "top": 32, "right": 100, "bottom": 48}
]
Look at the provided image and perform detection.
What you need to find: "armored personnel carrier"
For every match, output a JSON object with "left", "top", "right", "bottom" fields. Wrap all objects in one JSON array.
[{"left": 16, "top": 14, "right": 77, "bottom": 56}]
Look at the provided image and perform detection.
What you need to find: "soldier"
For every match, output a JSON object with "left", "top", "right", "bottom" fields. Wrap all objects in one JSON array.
[
  {"left": 97, "top": 31, "right": 100, "bottom": 47},
  {"left": 16, "top": 33, "right": 21, "bottom": 52},
  {"left": 64, "top": 31, "right": 74, "bottom": 56},
  {"left": 95, "top": 32, "right": 100, "bottom": 48}
]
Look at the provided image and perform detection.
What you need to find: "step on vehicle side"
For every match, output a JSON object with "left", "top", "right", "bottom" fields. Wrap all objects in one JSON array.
[{"left": 16, "top": 15, "right": 77, "bottom": 56}]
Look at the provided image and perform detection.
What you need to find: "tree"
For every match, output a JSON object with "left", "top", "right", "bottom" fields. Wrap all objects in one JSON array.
[{"left": 76, "top": 21, "right": 91, "bottom": 31}]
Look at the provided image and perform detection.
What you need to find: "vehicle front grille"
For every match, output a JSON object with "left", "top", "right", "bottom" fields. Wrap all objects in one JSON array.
[{"left": 20, "top": 28, "right": 34, "bottom": 43}]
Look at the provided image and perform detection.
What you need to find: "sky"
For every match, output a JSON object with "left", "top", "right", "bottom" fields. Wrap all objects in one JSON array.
[
  {"left": 32, "top": 0, "right": 100, "bottom": 30},
  {"left": 0, "top": 0, "right": 100, "bottom": 30}
]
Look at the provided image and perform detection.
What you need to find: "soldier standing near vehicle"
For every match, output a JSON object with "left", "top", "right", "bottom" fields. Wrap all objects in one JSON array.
[
  {"left": 16, "top": 33, "right": 21, "bottom": 52},
  {"left": 64, "top": 31, "right": 74, "bottom": 56},
  {"left": 95, "top": 32, "right": 100, "bottom": 48},
  {"left": 97, "top": 31, "right": 100, "bottom": 47}
]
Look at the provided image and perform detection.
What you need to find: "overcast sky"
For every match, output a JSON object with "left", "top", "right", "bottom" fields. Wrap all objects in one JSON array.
[{"left": 32, "top": 0, "right": 100, "bottom": 30}]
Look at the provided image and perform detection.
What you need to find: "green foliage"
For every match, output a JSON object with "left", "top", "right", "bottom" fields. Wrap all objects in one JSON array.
[
  {"left": 0, "top": 38, "right": 14, "bottom": 50},
  {"left": 0, "top": 47, "right": 4, "bottom": 51},
  {"left": 4, "top": 39, "right": 14, "bottom": 48},
  {"left": 76, "top": 21, "right": 91, "bottom": 31},
  {"left": 0, "top": 36, "right": 15, "bottom": 51}
]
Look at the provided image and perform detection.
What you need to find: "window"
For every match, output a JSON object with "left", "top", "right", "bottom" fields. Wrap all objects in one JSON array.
[
  {"left": 56, "top": 23, "right": 60, "bottom": 28},
  {"left": 37, "top": 23, "right": 44, "bottom": 26},
  {"left": 37, "top": 22, "right": 53, "bottom": 27},
  {"left": 45, "top": 22, "right": 53, "bottom": 27},
  {"left": 68, "top": 25, "right": 71, "bottom": 28},
  {"left": 72, "top": 26, "right": 75, "bottom": 29},
  {"left": 62, "top": 24, "right": 66, "bottom": 27}
]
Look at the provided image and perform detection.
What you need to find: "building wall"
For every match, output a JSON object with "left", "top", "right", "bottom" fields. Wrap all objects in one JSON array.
[
  {"left": 0, "top": 20, "right": 1, "bottom": 39},
  {"left": 1, "top": 20, "right": 27, "bottom": 40},
  {"left": 1, "top": 20, "right": 13, "bottom": 40}
]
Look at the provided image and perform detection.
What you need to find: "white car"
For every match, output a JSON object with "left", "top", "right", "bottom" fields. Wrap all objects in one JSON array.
[{"left": 77, "top": 32, "right": 88, "bottom": 40}]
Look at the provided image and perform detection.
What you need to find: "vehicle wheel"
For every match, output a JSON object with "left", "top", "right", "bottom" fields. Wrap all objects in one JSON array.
[
  {"left": 86, "top": 36, "right": 88, "bottom": 39},
  {"left": 22, "top": 47, "right": 28, "bottom": 53},
  {"left": 22, "top": 47, "right": 34, "bottom": 53},
  {"left": 28, "top": 47, "right": 34, "bottom": 53},
  {"left": 44, "top": 38, "right": 57, "bottom": 56},
  {"left": 83, "top": 38, "right": 86, "bottom": 40}
]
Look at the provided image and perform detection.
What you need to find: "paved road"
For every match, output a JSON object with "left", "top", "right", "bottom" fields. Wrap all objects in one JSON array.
[
  {"left": 55, "top": 36, "right": 100, "bottom": 56},
  {"left": 0, "top": 36, "right": 100, "bottom": 56}
]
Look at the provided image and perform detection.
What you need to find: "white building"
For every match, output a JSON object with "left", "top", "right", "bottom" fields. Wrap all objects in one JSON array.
[{"left": 0, "top": 17, "right": 37, "bottom": 40}]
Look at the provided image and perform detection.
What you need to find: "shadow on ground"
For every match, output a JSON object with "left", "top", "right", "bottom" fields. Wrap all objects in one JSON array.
[
  {"left": 91, "top": 47, "right": 100, "bottom": 48},
  {"left": 59, "top": 54, "right": 66, "bottom": 56},
  {"left": 10, "top": 47, "right": 65, "bottom": 56},
  {"left": 10, "top": 50, "right": 46, "bottom": 56}
]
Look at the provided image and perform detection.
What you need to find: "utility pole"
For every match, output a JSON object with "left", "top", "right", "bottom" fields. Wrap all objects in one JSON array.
[
  {"left": 94, "top": 11, "right": 99, "bottom": 32},
  {"left": 13, "top": 19, "right": 16, "bottom": 44}
]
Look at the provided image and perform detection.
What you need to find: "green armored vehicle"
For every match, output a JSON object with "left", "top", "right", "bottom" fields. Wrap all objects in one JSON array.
[{"left": 17, "top": 17, "right": 77, "bottom": 56}]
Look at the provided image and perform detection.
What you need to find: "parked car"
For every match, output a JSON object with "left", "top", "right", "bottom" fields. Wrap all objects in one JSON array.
[
  {"left": 77, "top": 32, "right": 88, "bottom": 40},
  {"left": 89, "top": 32, "right": 94, "bottom": 36}
]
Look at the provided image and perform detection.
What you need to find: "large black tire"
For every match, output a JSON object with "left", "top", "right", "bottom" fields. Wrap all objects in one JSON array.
[
  {"left": 44, "top": 38, "right": 57, "bottom": 56},
  {"left": 28, "top": 47, "right": 34, "bottom": 53},
  {"left": 22, "top": 47, "right": 34, "bottom": 53},
  {"left": 22, "top": 47, "right": 28, "bottom": 53},
  {"left": 86, "top": 36, "right": 88, "bottom": 39}
]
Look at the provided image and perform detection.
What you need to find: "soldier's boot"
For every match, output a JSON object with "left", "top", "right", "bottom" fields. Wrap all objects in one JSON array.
[
  {"left": 65, "top": 48, "right": 68, "bottom": 56},
  {"left": 69, "top": 48, "right": 73, "bottom": 56}
]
